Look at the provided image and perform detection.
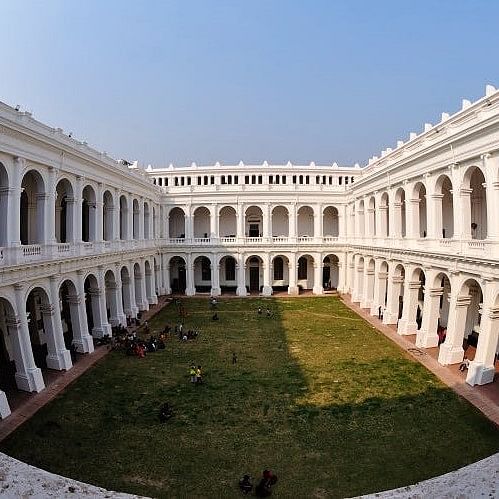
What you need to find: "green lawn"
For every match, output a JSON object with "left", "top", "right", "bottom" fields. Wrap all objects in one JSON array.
[{"left": 1, "top": 297, "right": 498, "bottom": 498}]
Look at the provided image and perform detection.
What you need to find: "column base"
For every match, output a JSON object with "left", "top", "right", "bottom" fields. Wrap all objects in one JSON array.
[
  {"left": 438, "top": 343, "right": 464, "bottom": 365},
  {"left": 15, "top": 367, "right": 45, "bottom": 393},
  {"left": 185, "top": 287, "right": 196, "bottom": 297},
  {"left": 360, "top": 299, "right": 372, "bottom": 309},
  {"left": 415, "top": 331, "right": 439, "bottom": 348},
  {"left": 73, "top": 335, "right": 95, "bottom": 354},
  {"left": 210, "top": 287, "right": 221, "bottom": 297},
  {"left": 397, "top": 319, "right": 418, "bottom": 335},
  {"left": 262, "top": 286, "right": 273, "bottom": 296},
  {"left": 92, "top": 323, "right": 112, "bottom": 338},
  {"left": 138, "top": 300, "right": 150, "bottom": 311},
  {"left": 288, "top": 286, "right": 299, "bottom": 296},
  {"left": 147, "top": 295, "right": 158, "bottom": 305},
  {"left": 466, "top": 362, "right": 496, "bottom": 386},
  {"left": 46, "top": 350, "right": 73, "bottom": 371},
  {"left": 313, "top": 286, "right": 324, "bottom": 295},
  {"left": 351, "top": 292, "right": 361, "bottom": 303},
  {"left": 236, "top": 286, "right": 247, "bottom": 297},
  {"left": 0, "top": 391, "right": 11, "bottom": 419},
  {"left": 383, "top": 311, "right": 399, "bottom": 325}
]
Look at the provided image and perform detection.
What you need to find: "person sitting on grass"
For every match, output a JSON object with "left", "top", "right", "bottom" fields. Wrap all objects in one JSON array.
[
  {"left": 189, "top": 364, "right": 197, "bottom": 383},
  {"left": 255, "top": 470, "right": 277, "bottom": 497},
  {"left": 196, "top": 365, "right": 203, "bottom": 384},
  {"left": 238, "top": 474, "right": 252, "bottom": 495},
  {"left": 158, "top": 402, "right": 173, "bottom": 423}
]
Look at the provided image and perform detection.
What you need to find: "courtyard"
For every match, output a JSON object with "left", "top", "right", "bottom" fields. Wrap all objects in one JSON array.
[{"left": 1, "top": 296, "right": 498, "bottom": 498}]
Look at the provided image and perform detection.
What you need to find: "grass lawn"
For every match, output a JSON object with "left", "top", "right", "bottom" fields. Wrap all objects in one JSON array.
[{"left": 1, "top": 296, "right": 498, "bottom": 498}]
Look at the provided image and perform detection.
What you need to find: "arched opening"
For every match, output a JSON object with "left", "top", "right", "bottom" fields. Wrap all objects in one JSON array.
[
  {"left": 219, "top": 255, "right": 237, "bottom": 294},
  {"left": 0, "top": 163, "right": 8, "bottom": 246},
  {"left": 169, "top": 207, "right": 186, "bottom": 239},
  {"left": 323, "top": 206, "right": 339, "bottom": 237},
  {"left": 193, "top": 256, "right": 212, "bottom": 292},
  {"left": 55, "top": 179, "right": 74, "bottom": 244},
  {"left": 368, "top": 197, "right": 376, "bottom": 237},
  {"left": 297, "top": 254, "right": 314, "bottom": 293},
  {"left": 394, "top": 188, "right": 406, "bottom": 238},
  {"left": 357, "top": 200, "right": 365, "bottom": 237},
  {"left": 132, "top": 199, "right": 140, "bottom": 239},
  {"left": 119, "top": 195, "right": 128, "bottom": 240},
  {"left": 219, "top": 207, "right": 237, "bottom": 238},
  {"left": 144, "top": 260, "right": 154, "bottom": 301},
  {"left": 144, "top": 202, "right": 150, "bottom": 239},
  {"left": 246, "top": 256, "right": 263, "bottom": 293},
  {"left": 170, "top": 256, "right": 187, "bottom": 294},
  {"left": 297, "top": 206, "right": 314, "bottom": 237},
  {"left": 323, "top": 254, "right": 339, "bottom": 290},
  {"left": 20, "top": 170, "right": 45, "bottom": 245},
  {"left": 104, "top": 270, "right": 119, "bottom": 326},
  {"left": 120, "top": 266, "right": 134, "bottom": 318},
  {"left": 271, "top": 206, "right": 289, "bottom": 237},
  {"left": 380, "top": 192, "right": 389, "bottom": 237},
  {"left": 82, "top": 185, "right": 96, "bottom": 242},
  {"left": 102, "top": 190, "right": 114, "bottom": 241},
  {"left": 245, "top": 206, "right": 263, "bottom": 238},
  {"left": 413, "top": 183, "right": 427, "bottom": 238},
  {"left": 193, "top": 207, "right": 211, "bottom": 239},
  {"left": 272, "top": 255, "right": 289, "bottom": 292},
  {"left": 26, "top": 286, "right": 71, "bottom": 371},
  {"left": 435, "top": 175, "right": 454, "bottom": 239},
  {"left": 59, "top": 280, "right": 77, "bottom": 353},
  {"left": 465, "top": 167, "right": 487, "bottom": 240},
  {"left": 392, "top": 264, "right": 405, "bottom": 322}
]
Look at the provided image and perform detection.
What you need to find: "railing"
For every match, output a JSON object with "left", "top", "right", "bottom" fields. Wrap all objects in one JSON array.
[
  {"left": 103, "top": 241, "right": 112, "bottom": 251},
  {"left": 468, "top": 240, "right": 485, "bottom": 250},
  {"left": 169, "top": 238, "right": 186, "bottom": 245},
  {"left": 193, "top": 237, "right": 211, "bottom": 245},
  {"left": 439, "top": 238, "right": 453, "bottom": 246},
  {"left": 0, "top": 247, "right": 3, "bottom": 261},
  {"left": 57, "top": 243, "right": 71, "bottom": 254},
  {"left": 219, "top": 237, "right": 236, "bottom": 244},
  {"left": 82, "top": 242, "right": 94, "bottom": 252},
  {"left": 323, "top": 236, "right": 338, "bottom": 243},
  {"left": 245, "top": 237, "right": 262, "bottom": 244},
  {"left": 22, "top": 244, "right": 42, "bottom": 258},
  {"left": 297, "top": 236, "right": 312, "bottom": 243},
  {"left": 272, "top": 236, "right": 289, "bottom": 243}
]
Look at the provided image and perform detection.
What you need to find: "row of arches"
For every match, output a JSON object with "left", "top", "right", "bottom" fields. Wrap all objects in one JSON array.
[
  {"left": 349, "top": 255, "right": 498, "bottom": 386},
  {"left": 0, "top": 259, "right": 158, "bottom": 417},
  {"left": 168, "top": 205, "right": 340, "bottom": 239},
  {"left": 166, "top": 253, "right": 339, "bottom": 295},
  {"left": 0, "top": 162, "right": 158, "bottom": 246},
  {"left": 353, "top": 166, "right": 487, "bottom": 240}
]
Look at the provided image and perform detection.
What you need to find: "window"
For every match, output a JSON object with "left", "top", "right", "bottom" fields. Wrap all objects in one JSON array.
[
  {"left": 258, "top": 175, "right": 263, "bottom": 184},
  {"left": 299, "top": 175, "right": 303, "bottom": 184},
  {"left": 275, "top": 175, "right": 280, "bottom": 184},
  {"left": 210, "top": 176, "right": 215, "bottom": 185},
  {"left": 225, "top": 258, "right": 236, "bottom": 281},
  {"left": 323, "top": 175, "right": 326, "bottom": 185},
  {"left": 269, "top": 175, "right": 274, "bottom": 184},
  {"left": 245, "top": 175, "right": 250, "bottom": 184},
  {"left": 251, "top": 175, "right": 256, "bottom": 184},
  {"left": 328, "top": 176, "right": 332, "bottom": 185},
  {"left": 316, "top": 175, "right": 320, "bottom": 184},
  {"left": 228, "top": 175, "right": 232, "bottom": 184},
  {"left": 345, "top": 177, "right": 349, "bottom": 185},
  {"left": 298, "top": 257, "right": 308, "bottom": 280},
  {"left": 181, "top": 177, "right": 185, "bottom": 186},
  {"left": 201, "top": 257, "right": 211, "bottom": 281},
  {"left": 197, "top": 176, "right": 202, "bottom": 186},
  {"left": 153, "top": 178, "right": 157, "bottom": 185},
  {"left": 282, "top": 176, "right": 286, "bottom": 184},
  {"left": 164, "top": 177, "right": 168, "bottom": 186},
  {"left": 187, "top": 177, "right": 191, "bottom": 186},
  {"left": 221, "top": 176, "right": 226, "bottom": 185},
  {"left": 204, "top": 176, "right": 208, "bottom": 185},
  {"left": 292, "top": 175, "right": 297, "bottom": 184},
  {"left": 273, "top": 257, "right": 284, "bottom": 280},
  {"left": 234, "top": 175, "right": 239, "bottom": 184},
  {"left": 305, "top": 175, "right": 310, "bottom": 185}
]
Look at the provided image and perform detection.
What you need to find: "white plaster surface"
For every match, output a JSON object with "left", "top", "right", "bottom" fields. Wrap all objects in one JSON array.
[
  {"left": 358, "top": 452, "right": 499, "bottom": 499},
  {"left": 0, "top": 450, "right": 497, "bottom": 498},
  {"left": 0, "top": 452, "right": 147, "bottom": 498}
]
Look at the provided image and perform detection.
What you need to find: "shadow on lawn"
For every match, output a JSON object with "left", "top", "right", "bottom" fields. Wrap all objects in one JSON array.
[{"left": 0, "top": 297, "right": 498, "bottom": 499}]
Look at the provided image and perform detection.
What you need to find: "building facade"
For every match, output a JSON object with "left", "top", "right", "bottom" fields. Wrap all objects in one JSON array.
[{"left": 0, "top": 84, "right": 498, "bottom": 419}]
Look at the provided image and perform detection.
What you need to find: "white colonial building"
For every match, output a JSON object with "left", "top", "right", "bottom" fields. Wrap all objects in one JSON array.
[{"left": 0, "top": 84, "right": 498, "bottom": 420}]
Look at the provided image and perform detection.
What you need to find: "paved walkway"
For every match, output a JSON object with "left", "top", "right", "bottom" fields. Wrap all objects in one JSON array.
[
  {"left": 0, "top": 296, "right": 172, "bottom": 442},
  {"left": 342, "top": 295, "right": 499, "bottom": 426}
]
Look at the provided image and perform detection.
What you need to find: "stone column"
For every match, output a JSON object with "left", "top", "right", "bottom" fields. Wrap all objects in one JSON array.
[
  {"left": 262, "top": 203, "right": 271, "bottom": 242},
  {"left": 127, "top": 195, "right": 134, "bottom": 240},
  {"left": 148, "top": 263, "right": 158, "bottom": 305},
  {"left": 8, "top": 158, "right": 23, "bottom": 252},
  {"left": 288, "top": 254, "right": 299, "bottom": 295},
  {"left": 262, "top": 254, "right": 272, "bottom": 296},
  {"left": 91, "top": 269, "right": 112, "bottom": 337},
  {"left": 113, "top": 190, "right": 121, "bottom": 242},
  {"left": 370, "top": 259, "right": 387, "bottom": 316},
  {"left": 397, "top": 278, "right": 420, "bottom": 335},
  {"left": 438, "top": 292, "right": 468, "bottom": 365},
  {"left": 338, "top": 205, "right": 347, "bottom": 239},
  {"left": 416, "top": 285, "right": 441, "bottom": 348},
  {"left": 314, "top": 205, "right": 322, "bottom": 241},
  {"left": 337, "top": 253, "right": 347, "bottom": 292},
  {"left": 128, "top": 268, "right": 139, "bottom": 317},
  {"left": 383, "top": 270, "right": 403, "bottom": 325},
  {"left": 467, "top": 299, "right": 499, "bottom": 385},
  {"left": 185, "top": 254, "right": 196, "bottom": 296},
  {"left": 185, "top": 205, "right": 193, "bottom": 242},
  {"left": 44, "top": 167, "right": 57, "bottom": 247},
  {"left": 137, "top": 262, "right": 150, "bottom": 309},
  {"left": 210, "top": 205, "right": 218, "bottom": 241},
  {"left": 44, "top": 276, "right": 73, "bottom": 370},
  {"left": 211, "top": 257, "right": 221, "bottom": 297},
  {"left": 482, "top": 153, "right": 498, "bottom": 240},
  {"left": 12, "top": 284, "right": 45, "bottom": 392},
  {"left": 360, "top": 264, "right": 375, "bottom": 309},
  {"left": 164, "top": 256, "right": 172, "bottom": 294},
  {"left": 71, "top": 271, "right": 94, "bottom": 353},
  {"left": 313, "top": 260, "right": 323, "bottom": 295},
  {"left": 352, "top": 257, "right": 363, "bottom": 303},
  {"left": 236, "top": 254, "right": 247, "bottom": 296},
  {"left": 236, "top": 204, "right": 245, "bottom": 243},
  {"left": 405, "top": 197, "right": 419, "bottom": 240},
  {"left": 0, "top": 390, "right": 11, "bottom": 419},
  {"left": 288, "top": 204, "right": 297, "bottom": 243},
  {"left": 114, "top": 266, "right": 127, "bottom": 325},
  {"left": 95, "top": 183, "right": 104, "bottom": 244}
]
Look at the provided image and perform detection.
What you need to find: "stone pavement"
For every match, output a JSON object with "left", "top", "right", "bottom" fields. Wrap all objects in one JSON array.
[{"left": 342, "top": 295, "right": 499, "bottom": 427}]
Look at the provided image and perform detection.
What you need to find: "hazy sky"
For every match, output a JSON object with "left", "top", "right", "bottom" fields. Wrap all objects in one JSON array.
[{"left": 1, "top": 0, "right": 499, "bottom": 167}]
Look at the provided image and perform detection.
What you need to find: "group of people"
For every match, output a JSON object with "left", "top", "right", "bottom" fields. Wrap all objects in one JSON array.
[
  {"left": 189, "top": 364, "right": 203, "bottom": 384},
  {"left": 112, "top": 330, "right": 167, "bottom": 358},
  {"left": 239, "top": 470, "right": 278, "bottom": 497},
  {"left": 257, "top": 307, "right": 273, "bottom": 318}
]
